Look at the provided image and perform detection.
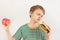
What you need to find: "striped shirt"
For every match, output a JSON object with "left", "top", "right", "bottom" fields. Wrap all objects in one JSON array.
[{"left": 13, "top": 23, "right": 46, "bottom": 40}]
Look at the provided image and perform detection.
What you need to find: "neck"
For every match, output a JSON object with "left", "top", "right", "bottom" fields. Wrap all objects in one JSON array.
[
  {"left": 30, "top": 20, "right": 38, "bottom": 25},
  {"left": 28, "top": 19, "right": 39, "bottom": 29}
]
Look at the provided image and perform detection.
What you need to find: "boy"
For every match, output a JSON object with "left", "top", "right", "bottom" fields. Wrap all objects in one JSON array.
[{"left": 4, "top": 5, "right": 50, "bottom": 40}]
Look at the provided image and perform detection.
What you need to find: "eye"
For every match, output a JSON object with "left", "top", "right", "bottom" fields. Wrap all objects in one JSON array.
[
  {"left": 37, "top": 13, "right": 40, "bottom": 15},
  {"left": 37, "top": 13, "right": 43, "bottom": 17},
  {"left": 40, "top": 15, "right": 43, "bottom": 17}
]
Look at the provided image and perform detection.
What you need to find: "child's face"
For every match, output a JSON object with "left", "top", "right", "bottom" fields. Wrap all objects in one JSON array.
[{"left": 30, "top": 9, "right": 44, "bottom": 23}]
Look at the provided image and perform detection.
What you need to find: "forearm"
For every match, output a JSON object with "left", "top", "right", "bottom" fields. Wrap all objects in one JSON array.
[
  {"left": 46, "top": 36, "right": 49, "bottom": 40},
  {"left": 46, "top": 33, "right": 50, "bottom": 40},
  {"left": 5, "top": 30, "right": 15, "bottom": 40}
]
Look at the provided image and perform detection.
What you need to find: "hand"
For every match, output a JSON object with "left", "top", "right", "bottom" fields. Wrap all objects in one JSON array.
[
  {"left": 2, "top": 18, "right": 10, "bottom": 31},
  {"left": 42, "top": 22, "right": 51, "bottom": 40},
  {"left": 46, "top": 25, "right": 51, "bottom": 40}
]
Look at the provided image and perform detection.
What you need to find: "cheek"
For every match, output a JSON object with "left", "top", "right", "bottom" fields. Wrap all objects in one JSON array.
[
  {"left": 33, "top": 15, "right": 39, "bottom": 21},
  {"left": 31, "top": 13, "right": 40, "bottom": 20},
  {"left": 32, "top": 14, "right": 37, "bottom": 19},
  {"left": 34, "top": 14, "right": 39, "bottom": 19}
]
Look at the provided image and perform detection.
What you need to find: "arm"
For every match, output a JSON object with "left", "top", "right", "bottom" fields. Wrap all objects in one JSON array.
[
  {"left": 5, "top": 30, "right": 15, "bottom": 40},
  {"left": 46, "top": 27, "right": 50, "bottom": 40},
  {"left": 46, "top": 33, "right": 50, "bottom": 40},
  {"left": 13, "top": 27, "right": 22, "bottom": 40},
  {"left": 2, "top": 18, "right": 15, "bottom": 40},
  {"left": 41, "top": 22, "right": 51, "bottom": 40},
  {"left": 4, "top": 25, "right": 22, "bottom": 40},
  {"left": 40, "top": 23, "right": 51, "bottom": 40},
  {"left": 4, "top": 26, "right": 15, "bottom": 40}
]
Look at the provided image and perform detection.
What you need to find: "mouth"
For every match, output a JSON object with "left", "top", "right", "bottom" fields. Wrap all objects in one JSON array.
[{"left": 37, "top": 19, "right": 40, "bottom": 21}]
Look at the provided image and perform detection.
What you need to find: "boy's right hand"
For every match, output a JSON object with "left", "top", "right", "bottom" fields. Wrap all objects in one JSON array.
[{"left": 2, "top": 18, "right": 10, "bottom": 31}]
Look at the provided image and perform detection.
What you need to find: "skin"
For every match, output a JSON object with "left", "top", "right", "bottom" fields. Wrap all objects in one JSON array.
[
  {"left": 4, "top": 8, "right": 50, "bottom": 40},
  {"left": 29, "top": 9, "right": 44, "bottom": 28},
  {"left": 29, "top": 8, "right": 50, "bottom": 40},
  {"left": 30, "top": 9, "right": 44, "bottom": 23}
]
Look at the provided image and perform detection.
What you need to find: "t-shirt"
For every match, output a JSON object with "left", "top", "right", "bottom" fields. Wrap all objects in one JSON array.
[{"left": 13, "top": 23, "right": 46, "bottom": 40}]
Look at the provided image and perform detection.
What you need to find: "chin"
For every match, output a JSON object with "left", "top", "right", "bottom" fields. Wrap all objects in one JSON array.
[
  {"left": 34, "top": 19, "right": 40, "bottom": 23},
  {"left": 35, "top": 20, "right": 39, "bottom": 23}
]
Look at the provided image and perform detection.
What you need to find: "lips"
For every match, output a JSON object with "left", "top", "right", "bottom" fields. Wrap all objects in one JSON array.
[
  {"left": 2, "top": 18, "right": 10, "bottom": 27},
  {"left": 37, "top": 18, "right": 40, "bottom": 21}
]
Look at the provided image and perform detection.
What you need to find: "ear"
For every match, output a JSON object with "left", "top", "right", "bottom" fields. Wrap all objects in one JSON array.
[{"left": 30, "top": 11, "right": 33, "bottom": 17}]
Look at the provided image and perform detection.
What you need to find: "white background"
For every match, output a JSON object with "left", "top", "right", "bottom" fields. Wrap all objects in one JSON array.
[{"left": 0, "top": 0, "right": 60, "bottom": 40}]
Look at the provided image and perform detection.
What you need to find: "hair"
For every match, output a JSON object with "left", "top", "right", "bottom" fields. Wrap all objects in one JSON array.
[{"left": 30, "top": 5, "right": 45, "bottom": 17}]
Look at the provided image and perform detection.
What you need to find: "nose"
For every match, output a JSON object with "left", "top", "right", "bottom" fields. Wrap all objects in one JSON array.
[{"left": 39, "top": 16, "right": 41, "bottom": 18}]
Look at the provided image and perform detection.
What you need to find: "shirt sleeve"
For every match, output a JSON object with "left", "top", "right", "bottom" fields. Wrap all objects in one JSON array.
[{"left": 13, "top": 27, "right": 22, "bottom": 40}]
